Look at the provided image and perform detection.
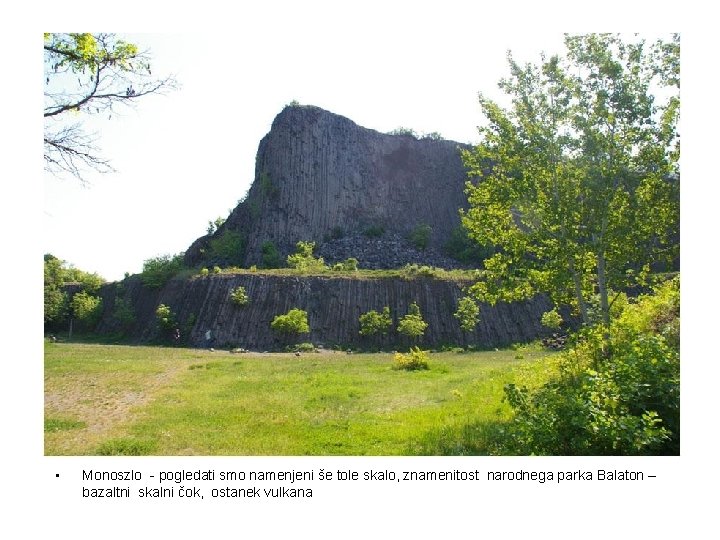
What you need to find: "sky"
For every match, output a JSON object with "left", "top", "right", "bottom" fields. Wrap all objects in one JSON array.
[{"left": 41, "top": 19, "right": 576, "bottom": 281}]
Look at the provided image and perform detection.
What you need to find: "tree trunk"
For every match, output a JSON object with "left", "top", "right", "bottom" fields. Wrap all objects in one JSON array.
[
  {"left": 596, "top": 252, "right": 611, "bottom": 327},
  {"left": 569, "top": 257, "right": 590, "bottom": 325}
]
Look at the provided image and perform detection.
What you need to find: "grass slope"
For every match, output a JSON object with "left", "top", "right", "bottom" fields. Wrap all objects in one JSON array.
[{"left": 44, "top": 343, "right": 558, "bottom": 456}]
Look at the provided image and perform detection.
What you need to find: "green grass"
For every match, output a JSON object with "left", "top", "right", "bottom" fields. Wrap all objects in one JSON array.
[{"left": 44, "top": 342, "right": 559, "bottom": 455}]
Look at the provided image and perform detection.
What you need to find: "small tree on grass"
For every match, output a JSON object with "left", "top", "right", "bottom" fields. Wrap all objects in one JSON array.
[
  {"left": 397, "top": 302, "right": 428, "bottom": 345},
  {"left": 271, "top": 308, "right": 310, "bottom": 345}
]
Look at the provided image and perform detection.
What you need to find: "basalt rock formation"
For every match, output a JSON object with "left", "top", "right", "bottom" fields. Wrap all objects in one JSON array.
[
  {"left": 95, "top": 274, "right": 553, "bottom": 350},
  {"left": 184, "top": 104, "right": 473, "bottom": 270}
]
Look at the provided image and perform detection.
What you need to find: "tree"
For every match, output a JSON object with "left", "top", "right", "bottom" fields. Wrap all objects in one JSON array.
[
  {"left": 397, "top": 302, "right": 428, "bottom": 344},
  {"left": 454, "top": 296, "right": 479, "bottom": 333},
  {"left": 70, "top": 291, "right": 103, "bottom": 329},
  {"left": 140, "top": 253, "right": 184, "bottom": 288},
  {"left": 461, "top": 34, "right": 679, "bottom": 329},
  {"left": 44, "top": 33, "right": 178, "bottom": 182},
  {"left": 271, "top": 308, "right": 310, "bottom": 337},
  {"left": 359, "top": 307, "right": 392, "bottom": 336},
  {"left": 286, "top": 241, "right": 328, "bottom": 272}
]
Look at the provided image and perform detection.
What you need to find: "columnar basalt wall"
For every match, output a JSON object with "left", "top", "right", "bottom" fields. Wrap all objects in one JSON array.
[
  {"left": 96, "top": 274, "right": 552, "bottom": 350},
  {"left": 184, "top": 105, "right": 473, "bottom": 269}
]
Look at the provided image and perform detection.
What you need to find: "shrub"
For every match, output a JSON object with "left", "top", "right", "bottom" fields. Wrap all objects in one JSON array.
[
  {"left": 212, "top": 266, "right": 221, "bottom": 274},
  {"left": 494, "top": 277, "right": 680, "bottom": 455},
  {"left": 454, "top": 296, "right": 479, "bottom": 332},
  {"left": 155, "top": 303, "right": 176, "bottom": 331},
  {"left": 208, "top": 230, "right": 245, "bottom": 266},
  {"left": 287, "top": 241, "right": 327, "bottom": 272},
  {"left": 397, "top": 302, "right": 428, "bottom": 343},
  {"left": 540, "top": 308, "right": 563, "bottom": 330},
  {"left": 389, "top": 127, "right": 418, "bottom": 138},
  {"left": 261, "top": 241, "right": 282, "bottom": 269},
  {"left": 199, "top": 267, "right": 209, "bottom": 277},
  {"left": 393, "top": 347, "right": 430, "bottom": 371},
  {"left": 359, "top": 307, "right": 392, "bottom": 336},
  {"left": 271, "top": 308, "right": 310, "bottom": 336},
  {"left": 113, "top": 298, "right": 136, "bottom": 331},
  {"left": 409, "top": 223, "right": 432, "bottom": 250},
  {"left": 291, "top": 342, "right": 315, "bottom": 353},
  {"left": 363, "top": 224, "right": 385, "bottom": 238},
  {"left": 141, "top": 254, "right": 184, "bottom": 288},
  {"left": 332, "top": 258, "right": 359, "bottom": 272},
  {"left": 71, "top": 291, "right": 103, "bottom": 328},
  {"left": 230, "top": 286, "right": 249, "bottom": 307}
]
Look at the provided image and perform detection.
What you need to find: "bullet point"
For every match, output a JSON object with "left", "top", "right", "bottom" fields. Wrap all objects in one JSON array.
[{"left": 56, "top": 474, "right": 60, "bottom": 478}]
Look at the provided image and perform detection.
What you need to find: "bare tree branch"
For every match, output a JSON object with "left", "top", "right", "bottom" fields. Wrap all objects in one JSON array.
[{"left": 44, "top": 33, "right": 179, "bottom": 183}]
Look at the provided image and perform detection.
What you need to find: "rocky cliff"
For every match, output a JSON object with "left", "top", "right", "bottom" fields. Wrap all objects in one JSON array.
[
  {"left": 185, "top": 105, "right": 473, "bottom": 269},
  {"left": 96, "top": 274, "right": 552, "bottom": 350}
]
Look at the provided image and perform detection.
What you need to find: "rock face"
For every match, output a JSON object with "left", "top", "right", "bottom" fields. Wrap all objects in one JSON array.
[
  {"left": 96, "top": 274, "right": 552, "bottom": 351},
  {"left": 185, "top": 105, "right": 472, "bottom": 269}
]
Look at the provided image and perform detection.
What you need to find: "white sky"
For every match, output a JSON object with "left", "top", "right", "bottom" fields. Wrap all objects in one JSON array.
[{"left": 42, "top": 19, "right": 577, "bottom": 281}]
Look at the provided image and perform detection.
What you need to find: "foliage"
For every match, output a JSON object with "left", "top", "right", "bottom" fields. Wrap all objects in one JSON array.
[
  {"left": 287, "top": 241, "right": 328, "bottom": 272},
  {"left": 359, "top": 307, "right": 392, "bottom": 336},
  {"left": 455, "top": 296, "right": 479, "bottom": 332},
  {"left": 208, "top": 230, "right": 245, "bottom": 266},
  {"left": 397, "top": 303, "right": 428, "bottom": 342},
  {"left": 230, "top": 286, "right": 250, "bottom": 307},
  {"left": 540, "top": 308, "right": 563, "bottom": 330},
  {"left": 444, "top": 225, "right": 494, "bottom": 265},
  {"left": 141, "top": 253, "right": 184, "bottom": 288},
  {"left": 260, "top": 241, "right": 282, "bottom": 269},
  {"left": 259, "top": 172, "right": 280, "bottom": 200},
  {"left": 393, "top": 347, "right": 430, "bottom": 371},
  {"left": 206, "top": 216, "right": 226, "bottom": 235},
  {"left": 199, "top": 267, "right": 209, "bottom": 277},
  {"left": 44, "top": 253, "right": 105, "bottom": 325},
  {"left": 421, "top": 131, "right": 444, "bottom": 140},
  {"left": 332, "top": 258, "right": 359, "bottom": 272},
  {"left": 271, "top": 308, "right": 310, "bottom": 336},
  {"left": 389, "top": 127, "right": 418, "bottom": 138},
  {"left": 112, "top": 297, "right": 136, "bottom": 331},
  {"left": 409, "top": 223, "right": 432, "bottom": 250},
  {"left": 495, "top": 277, "right": 680, "bottom": 455},
  {"left": 70, "top": 291, "right": 103, "bottom": 328},
  {"left": 155, "top": 303, "right": 176, "bottom": 331},
  {"left": 291, "top": 342, "right": 316, "bottom": 353},
  {"left": 363, "top": 224, "right": 385, "bottom": 238},
  {"left": 462, "top": 34, "right": 680, "bottom": 328},
  {"left": 44, "top": 33, "right": 178, "bottom": 182}
]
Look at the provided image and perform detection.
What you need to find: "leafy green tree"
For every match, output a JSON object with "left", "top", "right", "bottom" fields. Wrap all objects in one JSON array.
[
  {"left": 454, "top": 296, "right": 479, "bottom": 332},
  {"left": 140, "top": 253, "right": 184, "bottom": 288},
  {"left": 44, "top": 33, "right": 178, "bottom": 182},
  {"left": 359, "top": 307, "right": 392, "bottom": 336},
  {"left": 271, "top": 308, "right": 310, "bottom": 340},
  {"left": 286, "top": 241, "right": 327, "bottom": 272},
  {"left": 70, "top": 290, "right": 103, "bottom": 328},
  {"left": 397, "top": 302, "right": 428, "bottom": 344},
  {"left": 462, "top": 34, "right": 679, "bottom": 329},
  {"left": 44, "top": 254, "right": 105, "bottom": 326}
]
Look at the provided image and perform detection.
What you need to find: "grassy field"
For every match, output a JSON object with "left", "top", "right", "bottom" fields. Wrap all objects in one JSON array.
[{"left": 44, "top": 342, "right": 559, "bottom": 456}]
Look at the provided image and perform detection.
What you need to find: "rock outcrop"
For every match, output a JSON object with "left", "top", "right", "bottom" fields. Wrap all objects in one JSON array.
[
  {"left": 96, "top": 274, "right": 552, "bottom": 351},
  {"left": 185, "top": 104, "right": 473, "bottom": 269}
]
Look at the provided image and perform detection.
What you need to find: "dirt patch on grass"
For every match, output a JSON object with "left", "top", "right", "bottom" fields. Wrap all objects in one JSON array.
[{"left": 44, "top": 361, "right": 190, "bottom": 454}]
